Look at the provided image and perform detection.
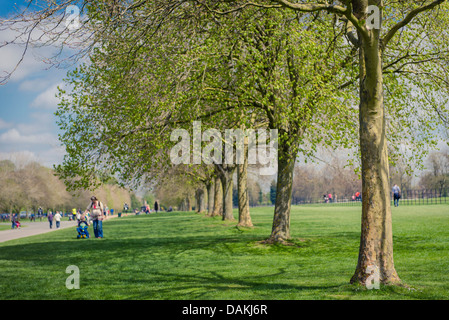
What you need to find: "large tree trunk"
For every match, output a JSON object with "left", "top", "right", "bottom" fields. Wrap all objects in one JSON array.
[
  {"left": 220, "top": 167, "right": 235, "bottom": 221},
  {"left": 180, "top": 196, "right": 191, "bottom": 212},
  {"left": 195, "top": 187, "right": 206, "bottom": 213},
  {"left": 178, "top": 199, "right": 185, "bottom": 212},
  {"left": 350, "top": 5, "right": 400, "bottom": 285},
  {"left": 206, "top": 180, "right": 215, "bottom": 216},
  {"left": 186, "top": 196, "right": 191, "bottom": 211},
  {"left": 269, "top": 146, "right": 295, "bottom": 243},
  {"left": 237, "top": 142, "right": 252, "bottom": 227},
  {"left": 212, "top": 176, "right": 223, "bottom": 216}
]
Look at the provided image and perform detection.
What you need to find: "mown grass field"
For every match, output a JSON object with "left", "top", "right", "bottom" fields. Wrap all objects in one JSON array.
[
  {"left": 0, "top": 204, "right": 448, "bottom": 300},
  {"left": 0, "top": 224, "right": 12, "bottom": 231}
]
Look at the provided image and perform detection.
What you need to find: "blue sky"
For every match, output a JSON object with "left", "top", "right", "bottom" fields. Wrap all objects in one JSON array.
[{"left": 0, "top": 0, "right": 72, "bottom": 167}]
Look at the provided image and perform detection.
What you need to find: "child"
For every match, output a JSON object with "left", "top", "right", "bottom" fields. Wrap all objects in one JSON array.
[
  {"left": 76, "top": 213, "right": 90, "bottom": 239},
  {"left": 15, "top": 221, "right": 21, "bottom": 229}
]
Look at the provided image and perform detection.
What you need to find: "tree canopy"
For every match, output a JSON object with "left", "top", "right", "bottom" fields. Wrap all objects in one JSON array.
[{"left": 1, "top": 0, "right": 449, "bottom": 287}]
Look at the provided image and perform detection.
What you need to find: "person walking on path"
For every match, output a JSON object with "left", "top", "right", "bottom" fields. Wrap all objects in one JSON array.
[
  {"left": 37, "top": 207, "right": 43, "bottom": 221},
  {"left": 85, "top": 196, "right": 104, "bottom": 238},
  {"left": 392, "top": 184, "right": 401, "bottom": 207},
  {"left": 11, "top": 213, "right": 17, "bottom": 229},
  {"left": 48, "top": 211, "right": 53, "bottom": 229},
  {"left": 54, "top": 211, "right": 62, "bottom": 229},
  {"left": 154, "top": 200, "right": 159, "bottom": 213}
]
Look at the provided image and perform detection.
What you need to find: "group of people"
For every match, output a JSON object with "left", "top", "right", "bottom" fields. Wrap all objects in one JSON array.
[
  {"left": 77, "top": 196, "right": 106, "bottom": 238},
  {"left": 6, "top": 195, "right": 171, "bottom": 237},
  {"left": 7, "top": 196, "right": 108, "bottom": 238},
  {"left": 351, "top": 191, "right": 362, "bottom": 201},
  {"left": 322, "top": 185, "right": 401, "bottom": 206},
  {"left": 135, "top": 200, "right": 162, "bottom": 215},
  {"left": 8, "top": 198, "right": 168, "bottom": 236},
  {"left": 70, "top": 196, "right": 108, "bottom": 238},
  {"left": 10, "top": 213, "right": 21, "bottom": 229},
  {"left": 323, "top": 193, "right": 334, "bottom": 203},
  {"left": 350, "top": 185, "right": 401, "bottom": 206},
  {"left": 47, "top": 211, "right": 63, "bottom": 229},
  {"left": 10, "top": 210, "right": 62, "bottom": 230}
]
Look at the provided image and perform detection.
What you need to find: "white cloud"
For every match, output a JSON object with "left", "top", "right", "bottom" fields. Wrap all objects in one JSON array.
[
  {"left": 0, "top": 15, "right": 91, "bottom": 84},
  {"left": 18, "top": 77, "right": 53, "bottom": 92},
  {"left": 29, "top": 112, "right": 54, "bottom": 125},
  {"left": 0, "top": 43, "right": 48, "bottom": 83},
  {"left": 38, "top": 145, "right": 66, "bottom": 167},
  {"left": 5, "top": 111, "right": 57, "bottom": 138},
  {"left": 0, "top": 128, "right": 57, "bottom": 145},
  {"left": 0, "top": 125, "right": 65, "bottom": 167},
  {"left": 0, "top": 146, "right": 66, "bottom": 168},
  {"left": 0, "top": 16, "right": 80, "bottom": 168},
  {"left": 30, "top": 83, "right": 62, "bottom": 110},
  {"left": 0, "top": 118, "right": 13, "bottom": 130}
]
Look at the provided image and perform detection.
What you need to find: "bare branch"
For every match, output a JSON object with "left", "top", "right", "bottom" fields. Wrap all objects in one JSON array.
[
  {"left": 382, "top": 0, "right": 447, "bottom": 48},
  {"left": 272, "top": 0, "right": 369, "bottom": 42}
]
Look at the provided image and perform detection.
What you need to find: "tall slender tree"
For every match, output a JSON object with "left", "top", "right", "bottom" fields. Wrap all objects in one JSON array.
[{"left": 257, "top": 0, "right": 449, "bottom": 284}]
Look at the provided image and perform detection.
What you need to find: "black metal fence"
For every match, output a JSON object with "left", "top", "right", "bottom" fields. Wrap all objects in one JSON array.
[
  {"left": 293, "top": 188, "right": 449, "bottom": 206},
  {"left": 388, "top": 188, "right": 448, "bottom": 206}
]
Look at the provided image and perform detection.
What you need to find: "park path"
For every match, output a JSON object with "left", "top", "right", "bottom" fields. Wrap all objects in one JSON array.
[
  {"left": 0, "top": 220, "right": 78, "bottom": 243},
  {"left": 0, "top": 216, "right": 119, "bottom": 243}
]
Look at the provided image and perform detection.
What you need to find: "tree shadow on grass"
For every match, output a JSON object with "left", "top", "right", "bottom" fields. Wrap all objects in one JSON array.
[
  {"left": 2, "top": 235, "right": 423, "bottom": 299},
  {"left": 0, "top": 226, "right": 288, "bottom": 266},
  {"left": 0, "top": 232, "right": 348, "bottom": 299},
  {"left": 107, "top": 269, "right": 345, "bottom": 299}
]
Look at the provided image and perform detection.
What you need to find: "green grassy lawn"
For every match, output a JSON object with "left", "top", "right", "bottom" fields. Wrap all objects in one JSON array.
[
  {"left": 0, "top": 204, "right": 447, "bottom": 300},
  {"left": 0, "top": 224, "right": 12, "bottom": 231},
  {"left": 0, "top": 223, "right": 29, "bottom": 231}
]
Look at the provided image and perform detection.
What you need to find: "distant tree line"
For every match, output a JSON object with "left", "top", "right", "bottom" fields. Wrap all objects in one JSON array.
[
  {"left": 417, "top": 150, "right": 449, "bottom": 192},
  {"left": 0, "top": 160, "right": 135, "bottom": 215},
  {"left": 155, "top": 148, "right": 449, "bottom": 209}
]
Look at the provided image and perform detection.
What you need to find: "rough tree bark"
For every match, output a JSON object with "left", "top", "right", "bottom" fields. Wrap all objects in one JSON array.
[
  {"left": 181, "top": 196, "right": 191, "bottom": 212},
  {"left": 206, "top": 179, "right": 215, "bottom": 216},
  {"left": 350, "top": 0, "right": 400, "bottom": 285},
  {"left": 195, "top": 187, "right": 206, "bottom": 213},
  {"left": 212, "top": 176, "right": 223, "bottom": 216},
  {"left": 237, "top": 141, "right": 253, "bottom": 227},
  {"left": 219, "top": 166, "right": 236, "bottom": 221},
  {"left": 269, "top": 144, "right": 296, "bottom": 242}
]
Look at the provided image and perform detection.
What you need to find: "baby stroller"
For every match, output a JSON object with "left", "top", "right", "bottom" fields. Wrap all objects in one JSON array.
[{"left": 76, "top": 222, "right": 90, "bottom": 239}]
